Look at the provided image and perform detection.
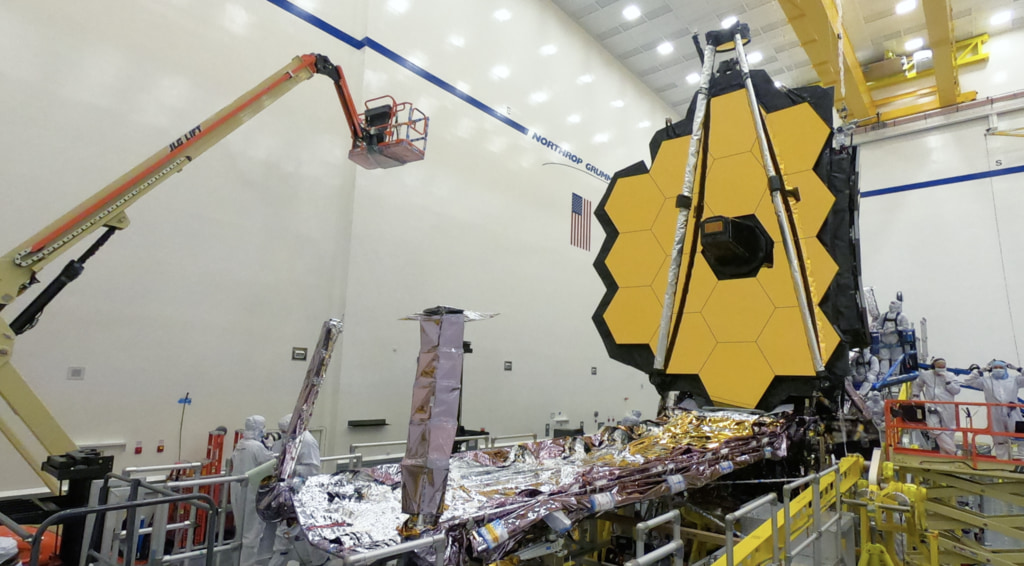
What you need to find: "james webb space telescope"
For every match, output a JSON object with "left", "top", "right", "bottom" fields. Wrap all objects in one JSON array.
[{"left": 594, "top": 23, "right": 870, "bottom": 411}]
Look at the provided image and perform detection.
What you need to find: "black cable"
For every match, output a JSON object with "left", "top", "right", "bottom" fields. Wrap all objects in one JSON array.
[
  {"left": 839, "top": 384, "right": 849, "bottom": 457},
  {"left": 178, "top": 392, "right": 190, "bottom": 462},
  {"left": 10, "top": 226, "right": 118, "bottom": 334}
]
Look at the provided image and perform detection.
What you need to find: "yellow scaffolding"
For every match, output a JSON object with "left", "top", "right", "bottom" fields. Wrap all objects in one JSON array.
[
  {"left": 867, "top": 34, "right": 989, "bottom": 90},
  {"left": 710, "top": 456, "right": 864, "bottom": 566}
]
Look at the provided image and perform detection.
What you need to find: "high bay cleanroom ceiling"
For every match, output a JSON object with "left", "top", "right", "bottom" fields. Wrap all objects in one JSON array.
[{"left": 553, "top": 0, "right": 1013, "bottom": 121}]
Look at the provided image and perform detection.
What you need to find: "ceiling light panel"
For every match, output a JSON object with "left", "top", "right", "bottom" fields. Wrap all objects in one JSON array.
[
  {"left": 491, "top": 65, "right": 510, "bottom": 79},
  {"left": 895, "top": 0, "right": 916, "bottom": 15},
  {"left": 991, "top": 11, "right": 1012, "bottom": 25}
]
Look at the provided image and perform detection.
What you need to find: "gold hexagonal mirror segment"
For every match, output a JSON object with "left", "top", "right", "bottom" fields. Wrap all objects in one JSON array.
[{"left": 701, "top": 342, "right": 775, "bottom": 408}]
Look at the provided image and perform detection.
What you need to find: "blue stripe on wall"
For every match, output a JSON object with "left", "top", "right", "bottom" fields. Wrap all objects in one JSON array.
[
  {"left": 266, "top": 0, "right": 529, "bottom": 135},
  {"left": 362, "top": 38, "right": 530, "bottom": 135},
  {"left": 265, "top": 0, "right": 364, "bottom": 49},
  {"left": 268, "top": 0, "right": 1023, "bottom": 194},
  {"left": 863, "top": 164, "right": 1024, "bottom": 198}
]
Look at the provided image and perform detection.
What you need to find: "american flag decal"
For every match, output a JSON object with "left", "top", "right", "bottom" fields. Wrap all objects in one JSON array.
[{"left": 570, "top": 193, "right": 591, "bottom": 251}]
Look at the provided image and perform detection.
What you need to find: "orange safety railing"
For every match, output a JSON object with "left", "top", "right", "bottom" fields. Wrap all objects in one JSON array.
[
  {"left": 360, "top": 95, "right": 429, "bottom": 149},
  {"left": 194, "top": 430, "right": 226, "bottom": 546},
  {"left": 885, "top": 398, "right": 1024, "bottom": 466}
]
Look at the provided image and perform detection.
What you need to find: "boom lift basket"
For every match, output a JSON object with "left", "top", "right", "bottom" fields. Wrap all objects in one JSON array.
[{"left": 349, "top": 95, "right": 428, "bottom": 169}]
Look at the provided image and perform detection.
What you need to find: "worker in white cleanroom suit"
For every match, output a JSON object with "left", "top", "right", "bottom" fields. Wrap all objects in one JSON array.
[
  {"left": 230, "top": 415, "right": 275, "bottom": 566},
  {"left": 849, "top": 348, "right": 880, "bottom": 395},
  {"left": 963, "top": 361, "right": 1024, "bottom": 460},
  {"left": 847, "top": 348, "right": 886, "bottom": 431},
  {"left": 270, "top": 413, "right": 321, "bottom": 476},
  {"left": 874, "top": 300, "right": 909, "bottom": 375},
  {"left": 911, "top": 358, "right": 960, "bottom": 455},
  {"left": 269, "top": 414, "right": 328, "bottom": 566}
]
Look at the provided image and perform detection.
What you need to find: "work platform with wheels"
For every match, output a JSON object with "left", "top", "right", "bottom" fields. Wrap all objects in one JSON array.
[
  {"left": 879, "top": 398, "right": 1024, "bottom": 566},
  {"left": 478, "top": 457, "right": 866, "bottom": 566},
  {"left": 589, "top": 401, "right": 1024, "bottom": 566}
]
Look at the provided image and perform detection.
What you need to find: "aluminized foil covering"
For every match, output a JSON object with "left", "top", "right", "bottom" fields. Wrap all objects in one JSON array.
[
  {"left": 400, "top": 306, "right": 498, "bottom": 322},
  {"left": 653, "top": 41, "right": 718, "bottom": 371},
  {"left": 295, "top": 409, "right": 790, "bottom": 563},
  {"left": 294, "top": 472, "right": 406, "bottom": 550},
  {"left": 401, "top": 310, "right": 465, "bottom": 526},
  {"left": 257, "top": 318, "right": 343, "bottom": 524},
  {"left": 280, "top": 318, "right": 344, "bottom": 481}
]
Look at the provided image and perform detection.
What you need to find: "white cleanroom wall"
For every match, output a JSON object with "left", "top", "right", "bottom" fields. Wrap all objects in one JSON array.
[
  {"left": 868, "top": 27, "right": 1024, "bottom": 118},
  {"left": 0, "top": 0, "right": 675, "bottom": 492},
  {"left": 856, "top": 26, "right": 1024, "bottom": 374},
  {"left": 857, "top": 15, "right": 1024, "bottom": 408},
  {"left": 960, "top": 28, "right": 1024, "bottom": 100},
  {"left": 0, "top": 1, "right": 365, "bottom": 491},
  {"left": 859, "top": 107, "right": 1024, "bottom": 370},
  {"left": 331, "top": 0, "right": 673, "bottom": 452}
]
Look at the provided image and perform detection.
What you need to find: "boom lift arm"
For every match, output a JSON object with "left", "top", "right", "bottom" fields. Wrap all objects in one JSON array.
[{"left": 0, "top": 53, "right": 427, "bottom": 492}]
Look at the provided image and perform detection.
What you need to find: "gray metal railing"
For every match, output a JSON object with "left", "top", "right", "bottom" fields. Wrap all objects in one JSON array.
[
  {"left": 25, "top": 482, "right": 218, "bottom": 566},
  {"left": 122, "top": 462, "right": 204, "bottom": 478},
  {"left": 321, "top": 453, "right": 363, "bottom": 472},
  {"left": 349, "top": 434, "right": 489, "bottom": 457},
  {"left": 0, "top": 511, "right": 31, "bottom": 541},
  {"left": 348, "top": 432, "right": 536, "bottom": 457},
  {"left": 724, "top": 493, "right": 779, "bottom": 566},
  {"left": 627, "top": 509, "right": 684, "bottom": 566},
  {"left": 341, "top": 533, "right": 446, "bottom": 566},
  {"left": 90, "top": 471, "right": 248, "bottom": 566},
  {"left": 348, "top": 439, "right": 407, "bottom": 454},
  {"left": 489, "top": 433, "right": 538, "bottom": 446},
  {"left": 841, "top": 498, "right": 910, "bottom": 513},
  {"left": 782, "top": 464, "right": 844, "bottom": 566}
]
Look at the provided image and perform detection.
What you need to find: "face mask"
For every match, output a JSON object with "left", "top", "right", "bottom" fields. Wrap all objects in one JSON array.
[
  {"left": 993, "top": 368, "right": 1007, "bottom": 379},
  {"left": 934, "top": 368, "right": 946, "bottom": 375},
  {"left": 889, "top": 302, "right": 899, "bottom": 314}
]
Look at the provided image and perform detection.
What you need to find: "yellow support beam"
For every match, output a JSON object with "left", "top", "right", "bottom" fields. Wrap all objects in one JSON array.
[
  {"left": 956, "top": 34, "right": 990, "bottom": 65},
  {"left": 0, "top": 331, "right": 76, "bottom": 492},
  {"left": 867, "top": 35, "right": 988, "bottom": 90},
  {"left": 0, "top": 325, "right": 77, "bottom": 457},
  {"left": 922, "top": 0, "right": 959, "bottom": 106},
  {"left": 779, "top": 0, "right": 876, "bottom": 119},
  {"left": 710, "top": 456, "right": 865, "bottom": 566},
  {"left": 861, "top": 91, "right": 976, "bottom": 125},
  {"left": 991, "top": 128, "right": 1024, "bottom": 138},
  {"left": 0, "top": 413, "right": 59, "bottom": 493},
  {"left": 873, "top": 86, "right": 936, "bottom": 107}
]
